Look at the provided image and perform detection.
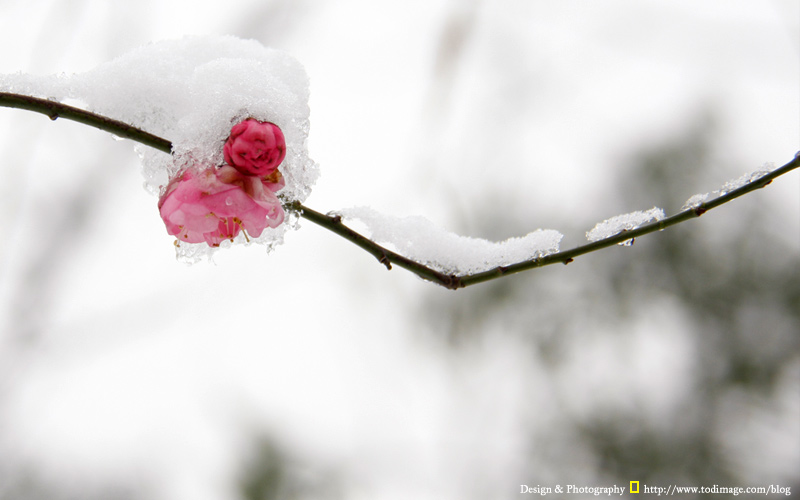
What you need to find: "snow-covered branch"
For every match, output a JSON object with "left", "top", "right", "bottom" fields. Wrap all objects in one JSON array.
[
  {"left": 2, "top": 91, "right": 798, "bottom": 289},
  {"left": 301, "top": 154, "right": 798, "bottom": 289}
]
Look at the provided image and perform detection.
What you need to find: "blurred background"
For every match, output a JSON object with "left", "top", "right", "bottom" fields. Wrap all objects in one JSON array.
[{"left": 0, "top": 1, "right": 798, "bottom": 499}]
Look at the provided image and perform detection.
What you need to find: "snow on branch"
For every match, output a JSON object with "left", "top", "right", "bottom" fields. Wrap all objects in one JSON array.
[
  {"left": 2, "top": 36, "right": 799, "bottom": 289},
  {"left": 586, "top": 207, "right": 666, "bottom": 244},
  {"left": 334, "top": 207, "right": 563, "bottom": 275}
]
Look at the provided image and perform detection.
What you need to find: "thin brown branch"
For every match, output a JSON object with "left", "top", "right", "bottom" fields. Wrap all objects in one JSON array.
[
  {"left": 0, "top": 92, "right": 172, "bottom": 154},
  {"left": 2, "top": 92, "right": 798, "bottom": 290}
]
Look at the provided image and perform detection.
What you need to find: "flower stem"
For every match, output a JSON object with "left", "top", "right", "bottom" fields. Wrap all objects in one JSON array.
[{"left": 2, "top": 92, "right": 798, "bottom": 290}]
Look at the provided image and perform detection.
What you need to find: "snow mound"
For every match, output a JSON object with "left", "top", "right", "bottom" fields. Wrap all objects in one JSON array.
[
  {"left": 586, "top": 207, "right": 665, "bottom": 243},
  {"left": 336, "top": 207, "right": 563, "bottom": 275}
]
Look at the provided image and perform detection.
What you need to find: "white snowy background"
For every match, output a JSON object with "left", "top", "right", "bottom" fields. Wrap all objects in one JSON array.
[{"left": 0, "top": 1, "right": 798, "bottom": 499}]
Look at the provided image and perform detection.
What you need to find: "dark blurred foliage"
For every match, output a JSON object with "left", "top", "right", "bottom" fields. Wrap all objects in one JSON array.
[
  {"left": 419, "top": 113, "right": 799, "bottom": 497},
  {"left": 238, "top": 438, "right": 343, "bottom": 500}
]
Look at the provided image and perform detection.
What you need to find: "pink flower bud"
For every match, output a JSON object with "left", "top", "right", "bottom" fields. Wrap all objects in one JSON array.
[
  {"left": 159, "top": 166, "right": 284, "bottom": 247},
  {"left": 223, "top": 119, "right": 286, "bottom": 177}
]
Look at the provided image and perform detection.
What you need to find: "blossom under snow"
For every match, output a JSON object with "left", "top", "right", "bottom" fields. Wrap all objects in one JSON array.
[{"left": 159, "top": 165, "right": 285, "bottom": 247}]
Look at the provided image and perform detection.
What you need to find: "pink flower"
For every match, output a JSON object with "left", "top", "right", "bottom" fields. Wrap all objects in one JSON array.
[
  {"left": 159, "top": 166, "right": 285, "bottom": 247},
  {"left": 223, "top": 119, "right": 286, "bottom": 176}
]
